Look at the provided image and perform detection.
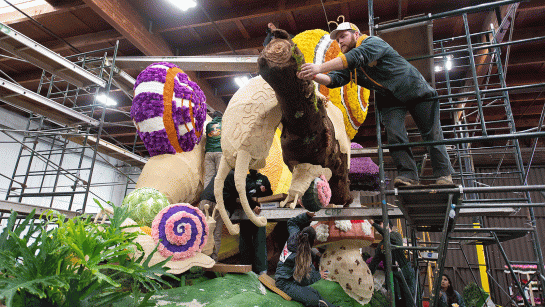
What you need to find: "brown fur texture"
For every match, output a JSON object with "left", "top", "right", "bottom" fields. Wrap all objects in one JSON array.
[{"left": 258, "top": 29, "right": 352, "bottom": 206}]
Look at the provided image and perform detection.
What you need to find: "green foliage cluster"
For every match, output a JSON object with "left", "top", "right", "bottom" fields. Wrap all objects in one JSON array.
[
  {"left": 121, "top": 187, "right": 170, "bottom": 227},
  {"left": 0, "top": 200, "right": 177, "bottom": 307},
  {"left": 365, "top": 290, "right": 389, "bottom": 307},
  {"left": 291, "top": 44, "right": 304, "bottom": 71},
  {"left": 462, "top": 282, "right": 489, "bottom": 307}
]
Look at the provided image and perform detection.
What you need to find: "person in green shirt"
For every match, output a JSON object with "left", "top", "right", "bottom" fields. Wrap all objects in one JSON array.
[
  {"left": 297, "top": 20, "right": 454, "bottom": 187},
  {"left": 369, "top": 219, "right": 415, "bottom": 307},
  {"left": 203, "top": 111, "right": 223, "bottom": 187},
  {"left": 199, "top": 169, "right": 270, "bottom": 274}
]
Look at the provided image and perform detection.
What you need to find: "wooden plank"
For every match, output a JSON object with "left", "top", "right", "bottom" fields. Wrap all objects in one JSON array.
[
  {"left": 258, "top": 273, "right": 292, "bottom": 301},
  {"left": 257, "top": 193, "right": 287, "bottom": 203},
  {"left": 0, "top": 200, "right": 80, "bottom": 219},
  {"left": 204, "top": 263, "right": 252, "bottom": 273},
  {"left": 230, "top": 206, "right": 403, "bottom": 222},
  {"left": 66, "top": 134, "right": 147, "bottom": 167}
]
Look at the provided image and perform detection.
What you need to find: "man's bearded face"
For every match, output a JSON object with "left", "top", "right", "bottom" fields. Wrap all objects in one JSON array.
[{"left": 336, "top": 30, "right": 358, "bottom": 53}]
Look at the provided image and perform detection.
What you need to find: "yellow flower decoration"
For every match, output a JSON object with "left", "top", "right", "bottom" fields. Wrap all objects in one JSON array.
[
  {"left": 260, "top": 128, "right": 292, "bottom": 195},
  {"left": 293, "top": 29, "right": 370, "bottom": 139}
]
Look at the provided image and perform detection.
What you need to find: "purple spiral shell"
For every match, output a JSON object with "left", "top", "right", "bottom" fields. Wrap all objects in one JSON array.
[{"left": 151, "top": 203, "right": 209, "bottom": 261}]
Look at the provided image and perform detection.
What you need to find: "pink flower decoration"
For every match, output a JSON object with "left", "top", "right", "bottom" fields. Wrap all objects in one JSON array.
[
  {"left": 316, "top": 175, "right": 332, "bottom": 206},
  {"left": 151, "top": 203, "right": 208, "bottom": 261}
]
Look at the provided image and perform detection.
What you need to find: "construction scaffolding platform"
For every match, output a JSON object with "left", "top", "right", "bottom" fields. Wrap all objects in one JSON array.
[
  {"left": 0, "top": 199, "right": 80, "bottom": 219},
  {"left": 0, "top": 20, "right": 142, "bottom": 214},
  {"left": 451, "top": 227, "right": 531, "bottom": 246},
  {"left": 113, "top": 55, "right": 258, "bottom": 72},
  {"left": 395, "top": 184, "right": 460, "bottom": 232},
  {"left": 0, "top": 77, "right": 99, "bottom": 127},
  {"left": 367, "top": 0, "right": 545, "bottom": 306},
  {"left": 0, "top": 22, "right": 106, "bottom": 88},
  {"left": 66, "top": 134, "right": 147, "bottom": 167}
]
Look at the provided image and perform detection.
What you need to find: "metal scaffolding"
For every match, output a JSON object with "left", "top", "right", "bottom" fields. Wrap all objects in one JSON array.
[
  {"left": 0, "top": 21, "right": 144, "bottom": 217},
  {"left": 368, "top": 0, "right": 545, "bottom": 306}
]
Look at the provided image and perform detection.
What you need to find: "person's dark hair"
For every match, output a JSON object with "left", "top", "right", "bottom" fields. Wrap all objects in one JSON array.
[
  {"left": 374, "top": 218, "right": 393, "bottom": 229},
  {"left": 293, "top": 226, "right": 316, "bottom": 283},
  {"left": 443, "top": 274, "right": 459, "bottom": 305}
]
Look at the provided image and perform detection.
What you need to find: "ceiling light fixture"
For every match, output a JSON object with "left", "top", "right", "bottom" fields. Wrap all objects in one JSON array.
[
  {"left": 435, "top": 55, "right": 453, "bottom": 72},
  {"left": 445, "top": 55, "right": 453, "bottom": 71},
  {"left": 234, "top": 76, "right": 249, "bottom": 88},
  {"left": 96, "top": 94, "right": 117, "bottom": 106},
  {"left": 169, "top": 0, "right": 197, "bottom": 11}
]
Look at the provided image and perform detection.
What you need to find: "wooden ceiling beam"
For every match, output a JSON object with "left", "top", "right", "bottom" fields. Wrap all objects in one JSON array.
[
  {"left": 81, "top": 0, "right": 226, "bottom": 112},
  {"left": 398, "top": 0, "right": 409, "bottom": 20},
  {"left": 181, "top": 37, "right": 264, "bottom": 56},
  {"left": 158, "top": 0, "right": 358, "bottom": 34},
  {"left": 285, "top": 11, "right": 298, "bottom": 34},
  {"left": 188, "top": 27, "right": 203, "bottom": 42},
  {"left": 0, "top": 3, "right": 88, "bottom": 25},
  {"left": 517, "top": 1, "right": 545, "bottom": 13},
  {"left": 341, "top": 3, "right": 351, "bottom": 22},
  {"left": 81, "top": 0, "right": 172, "bottom": 56},
  {"left": 512, "top": 25, "right": 545, "bottom": 41},
  {"left": 234, "top": 20, "right": 251, "bottom": 40},
  {"left": 507, "top": 51, "right": 545, "bottom": 67},
  {"left": 219, "top": 0, "right": 233, "bottom": 9}
]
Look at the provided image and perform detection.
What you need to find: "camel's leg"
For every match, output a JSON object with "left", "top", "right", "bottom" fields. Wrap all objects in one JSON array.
[
  {"left": 281, "top": 163, "right": 333, "bottom": 209},
  {"left": 234, "top": 151, "right": 268, "bottom": 227},
  {"left": 214, "top": 156, "right": 240, "bottom": 235}
]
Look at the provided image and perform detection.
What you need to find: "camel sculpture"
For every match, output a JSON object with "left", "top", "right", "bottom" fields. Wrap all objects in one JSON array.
[
  {"left": 213, "top": 76, "right": 282, "bottom": 235},
  {"left": 258, "top": 29, "right": 352, "bottom": 208},
  {"left": 214, "top": 31, "right": 355, "bottom": 235},
  {"left": 214, "top": 75, "right": 336, "bottom": 235}
]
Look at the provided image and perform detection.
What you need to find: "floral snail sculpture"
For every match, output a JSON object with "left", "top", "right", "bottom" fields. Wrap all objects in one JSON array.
[
  {"left": 131, "top": 62, "right": 206, "bottom": 156},
  {"left": 122, "top": 203, "right": 214, "bottom": 274},
  {"left": 131, "top": 62, "right": 208, "bottom": 204}
]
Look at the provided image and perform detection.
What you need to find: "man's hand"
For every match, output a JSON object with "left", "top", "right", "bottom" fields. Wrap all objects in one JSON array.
[
  {"left": 306, "top": 211, "right": 315, "bottom": 218},
  {"left": 298, "top": 63, "right": 321, "bottom": 79},
  {"left": 320, "top": 270, "right": 329, "bottom": 280},
  {"left": 253, "top": 206, "right": 261, "bottom": 215},
  {"left": 260, "top": 185, "right": 266, "bottom": 192}
]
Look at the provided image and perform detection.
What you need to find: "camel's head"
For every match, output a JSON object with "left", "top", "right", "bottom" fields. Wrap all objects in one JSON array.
[{"left": 258, "top": 29, "right": 312, "bottom": 97}]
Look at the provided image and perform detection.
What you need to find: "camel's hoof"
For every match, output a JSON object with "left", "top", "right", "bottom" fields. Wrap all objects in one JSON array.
[
  {"left": 226, "top": 223, "right": 241, "bottom": 235},
  {"left": 255, "top": 216, "right": 268, "bottom": 227},
  {"left": 289, "top": 201, "right": 297, "bottom": 209}
]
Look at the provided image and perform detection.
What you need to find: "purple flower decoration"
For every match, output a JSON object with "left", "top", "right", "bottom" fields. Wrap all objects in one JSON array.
[
  {"left": 151, "top": 203, "right": 209, "bottom": 261},
  {"left": 131, "top": 62, "right": 207, "bottom": 156},
  {"left": 366, "top": 257, "right": 385, "bottom": 270},
  {"left": 350, "top": 142, "right": 383, "bottom": 191}
]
